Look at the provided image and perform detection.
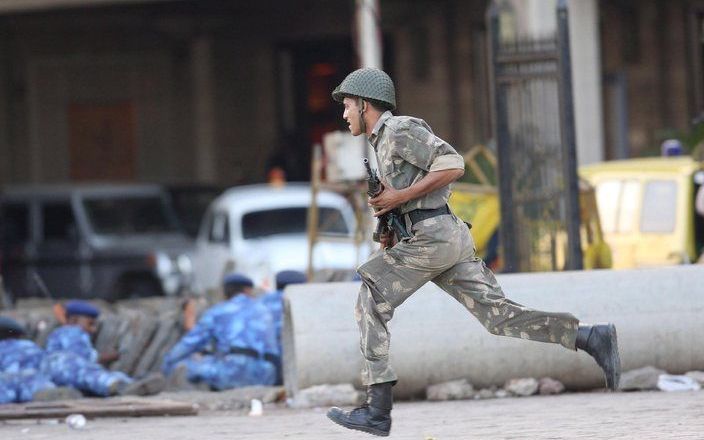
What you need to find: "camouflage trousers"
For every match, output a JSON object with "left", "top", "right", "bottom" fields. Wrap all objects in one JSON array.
[
  {"left": 176, "top": 353, "right": 277, "bottom": 391},
  {"left": 41, "top": 352, "right": 132, "bottom": 397},
  {"left": 0, "top": 370, "right": 55, "bottom": 404},
  {"left": 355, "top": 213, "right": 580, "bottom": 386}
]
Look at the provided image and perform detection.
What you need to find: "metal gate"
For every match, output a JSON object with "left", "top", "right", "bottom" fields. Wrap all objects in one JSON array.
[{"left": 489, "top": 0, "right": 582, "bottom": 272}]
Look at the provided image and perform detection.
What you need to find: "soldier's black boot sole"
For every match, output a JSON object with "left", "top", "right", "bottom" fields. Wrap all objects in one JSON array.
[
  {"left": 577, "top": 323, "right": 621, "bottom": 391},
  {"left": 327, "top": 406, "right": 391, "bottom": 437}
]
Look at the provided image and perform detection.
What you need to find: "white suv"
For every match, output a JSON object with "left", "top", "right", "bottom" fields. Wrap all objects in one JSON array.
[{"left": 192, "top": 184, "right": 369, "bottom": 292}]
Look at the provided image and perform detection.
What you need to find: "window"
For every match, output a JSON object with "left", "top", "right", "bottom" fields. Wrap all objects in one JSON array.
[
  {"left": 595, "top": 180, "right": 621, "bottom": 233},
  {"left": 596, "top": 179, "right": 640, "bottom": 233},
  {"left": 209, "top": 212, "right": 230, "bottom": 244},
  {"left": 42, "top": 203, "right": 76, "bottom": 242},
  {"left": 82, "top": 196, "right": 178, "bottom": 235},
  {"left": 1, "top": 202, "right": 30, "bottom": 247},
  {"left": 242, "top": 207, "right": 348, "bottom": 240},
  {"left": 641, "top": 180, "right": 677, "bottom": 233},
  {"left": 617, "top": 181, "right": 640, "bottom": 233}
]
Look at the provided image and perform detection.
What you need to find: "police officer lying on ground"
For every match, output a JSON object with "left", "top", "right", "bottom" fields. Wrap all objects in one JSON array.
[
  {"left": 42, "top": 301, "right": 165, "bottom": 397},
  {"left": 161, "top": 273, "right": 279, "bottom": 390},
  {"left": 0, "top": 316, "right": 56, "bottom": 404},
  {"left": 326, "top": 68, "right": 621, "bottom": 437}
]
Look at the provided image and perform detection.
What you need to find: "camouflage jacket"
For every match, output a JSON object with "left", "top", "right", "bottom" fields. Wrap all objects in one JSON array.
[
  {"left": 368, "top": 111, "right": 465, "bottom": 214},
  {"left": 162, "top": 295, "right": 278, "bottom": 373},
  {"left": 0, "top": 339, "right": 45, "bottom": 373},
  {"left": 44, "top": 325, "right": 98, "bottom": 363}
]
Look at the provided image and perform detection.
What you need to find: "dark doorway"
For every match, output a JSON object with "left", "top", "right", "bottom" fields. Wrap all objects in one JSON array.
[{"left": 274, "top": 39, "right": 354, "bottom": 181}]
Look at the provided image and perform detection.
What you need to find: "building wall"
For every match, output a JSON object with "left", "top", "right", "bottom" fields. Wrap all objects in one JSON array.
[
  {"left": 0, "top": 0, "right": 494, "bottom": 187},
  {"left": 600, "top": 0, "right": 690, "bottom": 158}
]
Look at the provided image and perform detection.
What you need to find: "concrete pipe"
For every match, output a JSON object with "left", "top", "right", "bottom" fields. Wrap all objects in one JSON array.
[{"left": 282, "top": 265, "right": 704, "bottom": 399}]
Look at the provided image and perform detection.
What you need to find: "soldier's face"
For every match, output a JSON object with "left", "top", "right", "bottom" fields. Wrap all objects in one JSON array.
[{"left": 342, "top": 97, "right": 363, "bottom": 136}]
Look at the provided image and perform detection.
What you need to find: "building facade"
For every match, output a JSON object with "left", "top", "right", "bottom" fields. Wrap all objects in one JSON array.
[{"left": 0, "top": 0, "right": 698, "bottom": 187}]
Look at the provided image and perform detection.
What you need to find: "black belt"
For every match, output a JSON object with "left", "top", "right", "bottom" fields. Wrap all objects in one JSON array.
[
  {"left": 229, "top": 347, "right": 279, "bottom": 364},
  {"left": 407, "top": 205, "right": 451, "bottom": 225}
]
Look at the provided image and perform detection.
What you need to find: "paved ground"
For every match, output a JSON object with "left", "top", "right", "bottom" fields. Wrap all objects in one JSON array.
[{"left": 2, "top": 390, "right": 703, "bottom": 439}]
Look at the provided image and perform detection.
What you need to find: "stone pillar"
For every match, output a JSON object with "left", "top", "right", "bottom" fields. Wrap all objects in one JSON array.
[
  {"left": 568, "top": 0, "right": 604, "bottom": 165},
  {"left": 190, "top": 36, "right": 217, "bottom": 183},
  {"left": 355, "top": 0, "right": 382, "bottom": 69}
]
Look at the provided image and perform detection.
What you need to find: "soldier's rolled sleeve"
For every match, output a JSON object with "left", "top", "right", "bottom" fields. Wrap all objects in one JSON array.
[{"left": 429, "top": 154, "right": 465, "bottom": 172}]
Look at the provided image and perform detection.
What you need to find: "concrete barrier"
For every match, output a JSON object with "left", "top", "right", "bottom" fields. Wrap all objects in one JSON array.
[{"left": 282, "top": 265, "right": 704, "bottom": 399}]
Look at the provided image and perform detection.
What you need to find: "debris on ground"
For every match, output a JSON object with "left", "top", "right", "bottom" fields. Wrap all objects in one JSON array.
[
  {"left": 538, "top": 377, "right": 566, "bottom": 395},
  {"left": 426, "top": 379, "right": 474, "bottom": 401},
  {"left": 152, "top": 386, "right": 284, "bottom": 411},
  {"left": 657, "top": 374, "right": 701, "bottom": 392},
  {"left": 620, "top": 366, "right": 667, "bottom": 391},
  {"left": 504, "top": 378, "right": 539, "bottom": 397},
  {"left": 288, "top": 384, "right": 363, "bottom": 408},
  {"left": 0, "top": 397, "right": 198, "bottom": 420}
]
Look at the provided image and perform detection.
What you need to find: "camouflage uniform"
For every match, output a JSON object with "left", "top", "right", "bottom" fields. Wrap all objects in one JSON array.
[
  {"left": 42, "top": 325, "right": 132, "bottom": 397},
  {"left": 259, "top": 290, "right": 284, "bottom": 350},
  {"left": 162, "top": 294, "right": 278, "bottom": 390},
  {"left": 259, "top": 290, "right": 285, "bottom": 384},
  {"left": 357, "top": 111, "right": 579, "bottom": 386},
  {"left": 0, "top": 339, "right": 55, "bottom": 403},
  {"left": 0, "top": 370, "right": 55, "bottom": 404},
  {"left": 0, "top": 339, "right": 45, "bottom": 373}
]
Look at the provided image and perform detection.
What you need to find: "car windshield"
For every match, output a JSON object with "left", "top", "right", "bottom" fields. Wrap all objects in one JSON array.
[
  {"left": 83, "top": 196, "right": 180, "bottom": 235},
  {"left": 242, "top": 207, "right": 349, "bottom": 239}
]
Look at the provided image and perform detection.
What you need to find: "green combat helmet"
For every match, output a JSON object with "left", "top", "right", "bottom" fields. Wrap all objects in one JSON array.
[{"left": 332, "top": 68, "right": 396, "bottom": 111}]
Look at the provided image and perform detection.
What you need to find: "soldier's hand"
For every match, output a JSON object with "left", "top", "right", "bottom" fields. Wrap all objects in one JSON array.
[
  {"left": 379, "top": 231, "right": 396, "bottom": 249},
  {"left": 369, "top": 180, "right": 406, "bottom": 216}
]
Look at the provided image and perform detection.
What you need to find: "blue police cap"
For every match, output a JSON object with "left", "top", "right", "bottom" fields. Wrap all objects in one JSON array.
[
  {"left": 275, "top": 270, "right": 307, "bottom": 290},
  {"left": 0, "top": 316, "right": 27, "bottom": 338},
  {"left": 65, "top": 300, "right": 100, "bottom": 318},
  {"left": 223, "top": 272, "right": 254, "bottom": 288},
  {"left": 661, "top": 139, "right": 683, "bottom": 157}
]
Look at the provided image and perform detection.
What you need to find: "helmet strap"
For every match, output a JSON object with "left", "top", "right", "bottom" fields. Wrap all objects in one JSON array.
[{"left": 357, "top": 97, "right": 367, "bottom": 135}]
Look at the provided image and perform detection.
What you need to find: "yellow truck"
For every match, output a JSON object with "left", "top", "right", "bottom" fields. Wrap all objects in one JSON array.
[{"left": 580, "top": 156, "right": 704, "bottom": 268}]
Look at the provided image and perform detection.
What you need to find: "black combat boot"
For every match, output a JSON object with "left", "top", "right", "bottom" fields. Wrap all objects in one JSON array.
[
  {"left": 575, "top": 323, "right": 621, "bottom": 391},
  {"left": 327, "top": 381, "right": 393, "bottom": 437}
]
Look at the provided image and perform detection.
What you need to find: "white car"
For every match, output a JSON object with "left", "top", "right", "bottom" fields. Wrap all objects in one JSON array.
[{"left": 192, "top": 183, "right": 370, "bottom": 292}]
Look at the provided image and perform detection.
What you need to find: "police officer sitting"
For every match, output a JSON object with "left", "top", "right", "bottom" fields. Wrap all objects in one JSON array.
[
  {"left": 162, "top": 273, "right": 279, "bottom": 390},
  {"left": 259, "top": 270, "right": 307, "bottom": 385}
]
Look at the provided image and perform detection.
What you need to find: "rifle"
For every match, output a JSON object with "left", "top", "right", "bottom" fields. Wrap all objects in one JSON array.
[{"left": 363, "top": 158, "right": 410, "bottom": 243}]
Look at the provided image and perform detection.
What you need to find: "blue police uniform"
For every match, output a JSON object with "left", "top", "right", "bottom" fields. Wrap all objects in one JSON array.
[
  {"left": 258, "top": 270, "right": 306, "bottom": 384},
  {"left": 0, "top": 370, "right": 56, "bottom": 404},
  {"left": 0, "top": 317, "right": 55, "bottom": 403},
  {"left": 162, "top": 294, "right": 278, "bottom": 390},
  {"left": 0, "top": 339, "right": 45, "bottom": 373},
  {"left": 42, "top": 324, "right": 131, "bottom": 397}
]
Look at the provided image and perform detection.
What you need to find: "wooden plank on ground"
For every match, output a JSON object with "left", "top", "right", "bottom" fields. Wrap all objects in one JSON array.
[{"left": 0, "top": 398, "right": 198, "bottom": 420}]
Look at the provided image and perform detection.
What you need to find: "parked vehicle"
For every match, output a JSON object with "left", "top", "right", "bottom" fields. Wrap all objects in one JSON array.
[
  {"left": 0, "top": 184, "right": 195, "bottom": 301},
  {"left": 580, "top": 155, "right": 704, "bottom": 268},
  {"left": 448, "top": 145, "right": 612, "bottom": 272},
  {"left": 449, "top": 179, "right": 612, "bottom": 272},
  {"left": 192, "top": 183, "right": 368, "bottom": 292}
]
